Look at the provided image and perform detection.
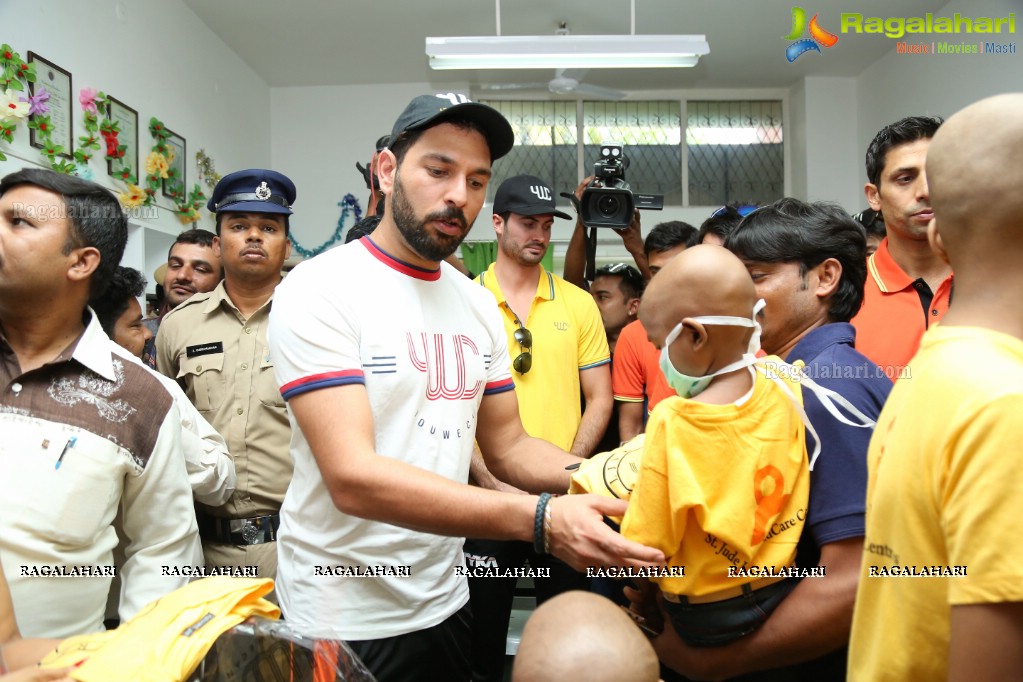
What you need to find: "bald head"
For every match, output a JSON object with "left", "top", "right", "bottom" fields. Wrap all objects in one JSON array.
[
  {"left": 640, "top": 244, "right": 757, "bottom": 350},
  {"left": 512, "top": 591, "right": 660, "bottom": 682},
  {"left": 927, "top": 93, "right": 1023, "bottom": 261}
]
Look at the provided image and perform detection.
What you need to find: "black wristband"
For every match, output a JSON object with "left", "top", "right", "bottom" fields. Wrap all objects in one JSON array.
[{"left": 534, "top": 493, "right": 552, "bottom": 554}]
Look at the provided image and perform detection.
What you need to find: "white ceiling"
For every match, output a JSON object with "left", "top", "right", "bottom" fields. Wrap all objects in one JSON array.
[{"left": 182, "top": 0, "right": 951, "bottom": 93}]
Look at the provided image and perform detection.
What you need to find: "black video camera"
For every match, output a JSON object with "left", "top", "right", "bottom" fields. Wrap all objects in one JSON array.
[
  {"left": 580, "top": 144, "right": 663, "bottom": 229},
  {"left": 581, "top": 144, "right": 632, "bottom": 229}
]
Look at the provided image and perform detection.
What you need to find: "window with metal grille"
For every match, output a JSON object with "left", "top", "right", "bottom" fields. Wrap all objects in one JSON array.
[
  {"left": 583, "top": 101, "right": 682, "bottom": 205},
  {"left": 687, "top": 101, "right": 784, "bottom": 206},
  {"left": 480, "top": 101, "right": 577, "bottom": 206},
  {"left": 480, "top": 99, "right": 783, "bottom": 207}
]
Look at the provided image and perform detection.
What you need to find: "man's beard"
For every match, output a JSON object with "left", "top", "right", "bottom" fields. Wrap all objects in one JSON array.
[
  {"left": 501, "top": 233, "right": 547, "bottom": 266},
  {"left": 391, "top": 173, "right": 471, "bottom": 262}
]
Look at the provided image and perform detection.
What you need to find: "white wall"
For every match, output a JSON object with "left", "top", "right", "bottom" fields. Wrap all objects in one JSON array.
[
  {"left": 855, "top": 0, "right": 1023, "bottom": 185},
  {"left": 802, "top": 77, "right": 861, "bottom": 210},
  {"left": 0, "top": 0, "right": 271, "bottom": 291},
  {"left": 788, "top": 79, "right": 809, "bottom": 202}
]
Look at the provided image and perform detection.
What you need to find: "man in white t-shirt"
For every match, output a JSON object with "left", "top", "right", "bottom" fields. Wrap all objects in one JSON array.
[{"left": 268, "top": 94, "right": 664, "bottom": 682}]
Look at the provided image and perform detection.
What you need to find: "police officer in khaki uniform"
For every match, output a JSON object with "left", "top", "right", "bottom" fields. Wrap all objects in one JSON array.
[{"left": 156, "top": 169, "right": 294, "bottom": 594}]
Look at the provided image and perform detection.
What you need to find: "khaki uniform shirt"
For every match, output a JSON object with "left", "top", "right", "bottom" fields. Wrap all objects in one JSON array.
[{"left": 156, "top": 280, "right": 291, "bottom": 581}]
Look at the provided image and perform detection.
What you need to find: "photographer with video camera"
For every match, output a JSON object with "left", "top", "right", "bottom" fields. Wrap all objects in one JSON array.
[
  {"left": 563, "top": 177, "right": 649, "bottom": 290},
  {"left": 564, "top": 144, "right": 663, "bottom": 289}
]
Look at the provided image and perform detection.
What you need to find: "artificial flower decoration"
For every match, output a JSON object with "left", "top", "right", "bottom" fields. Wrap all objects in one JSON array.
[
  {"left": 73, "top": 163, "right": 94, "bottom": 181},
  {"left": 101, "top": 130, "right": 119, "bottom": 158},
  {"left": 28, "top": 114, "right": 53, "bottom": 136},
  {"left": 145, "top": 150, "right": 169, "bottom": 179},
  {"left": 0, "top": 121, "right": 12, "bottom": 161},
  {"left": 20, "top": 86, "right": 49, "bottom": 116},
  {"left": 74, "top": 134, "right": 97, "bottom": 164},
  {"left": 0, "top": 88, "right": 28, "bottom": 123},
  {"left": 119, "top": 184, "right": 147, "bottom": 209},
  {"left": 196, "top": 149, "right": 221, "bottom": 189},
  {"left": 79, "top": 87, "right": 98, "bottom": 115},
  {"left": 176, "top": 206, "right": 201, "bottom": 224},
  {"left": 0, "top": 45, "right": 33, "bottom": 91},
  {"left": 51, "top": 160, "right": 76, "bottom": 175}
]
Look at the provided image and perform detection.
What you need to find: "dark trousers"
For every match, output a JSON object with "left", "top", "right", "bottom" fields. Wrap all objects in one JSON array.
[
  {"left": 663, "top": 578, "right": 798, "bottom": 647},
  {"left": 347, "top": 602, "right": 472, "bottom": 682},
  {"left": 463, "top": 538, "right": 590, "bottom": 682}
]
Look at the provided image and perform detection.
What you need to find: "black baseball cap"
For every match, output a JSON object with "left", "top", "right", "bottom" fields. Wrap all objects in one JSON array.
[
  {"left": 389, "top": 94, "right": 515, "bottom": 161},
  {"left": 493, "top": 174, "right": 571, "bottom": 220}
]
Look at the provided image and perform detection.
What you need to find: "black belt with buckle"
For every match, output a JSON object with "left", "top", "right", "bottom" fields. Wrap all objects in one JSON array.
[{"left": 197, "top": 510, "right": 280, "bottom": 546}]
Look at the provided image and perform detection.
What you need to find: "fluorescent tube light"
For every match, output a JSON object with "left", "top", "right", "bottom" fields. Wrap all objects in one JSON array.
[{"left": 426, "top": 35, "right": 709, "bottom": 69}]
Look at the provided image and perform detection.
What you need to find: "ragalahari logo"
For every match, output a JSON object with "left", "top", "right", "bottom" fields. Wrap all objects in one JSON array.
[{"left": 784, "top": 7, "right": 840, "bottom": 61}]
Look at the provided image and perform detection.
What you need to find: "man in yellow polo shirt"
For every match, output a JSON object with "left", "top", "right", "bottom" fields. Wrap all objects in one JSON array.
[{"left": 465, "top": 174, "right": 612, "bottom": 682}]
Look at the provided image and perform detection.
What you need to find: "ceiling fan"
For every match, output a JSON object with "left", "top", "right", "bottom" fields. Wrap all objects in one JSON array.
[
  {"left": 478, "top": 67, "right": 626, "bottom": 100},
  {"left": 475, "top": 21, "right": 627, "bottom": 100}
]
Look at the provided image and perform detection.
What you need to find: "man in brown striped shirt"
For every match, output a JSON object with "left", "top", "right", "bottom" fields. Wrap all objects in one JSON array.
[{"left": 0, "top": 168, "right": 202, "bottom": 638}]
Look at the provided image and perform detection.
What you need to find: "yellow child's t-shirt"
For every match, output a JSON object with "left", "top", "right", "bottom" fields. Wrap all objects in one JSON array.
[{"left": 621, "top": 367, "right": 809, "bottom": 597}]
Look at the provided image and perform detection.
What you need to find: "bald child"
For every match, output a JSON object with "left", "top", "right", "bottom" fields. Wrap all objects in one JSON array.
[
  {"left": 512, "top": 591, "right": 660, "bottom": 682},
  {"left": 620, "top": 245, "right": 809, "bottom": 647}
]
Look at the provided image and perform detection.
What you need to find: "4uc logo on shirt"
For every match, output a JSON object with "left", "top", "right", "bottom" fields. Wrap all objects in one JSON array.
[
  {"left": 784, "top": 6, "right": 1016, "bottom": 62},
  {"left": 406, "top": 332, "right": 483, "bottom": 401}
]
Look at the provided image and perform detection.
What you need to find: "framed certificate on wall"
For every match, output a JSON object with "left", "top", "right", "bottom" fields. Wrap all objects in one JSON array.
[
  {"left": 27, "top": 52, "right": 73, "bottom": 159},
  {"left": 106, "top": 96, "right": 139, "bottom": 181},
  {"left": 162, "top": 129, "right": 186, "bottom": 199}
]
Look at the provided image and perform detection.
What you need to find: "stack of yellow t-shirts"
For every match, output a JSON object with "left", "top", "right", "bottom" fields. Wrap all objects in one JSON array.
[{"left": 39, "top": 577, "right": 279, "bottom": 682}]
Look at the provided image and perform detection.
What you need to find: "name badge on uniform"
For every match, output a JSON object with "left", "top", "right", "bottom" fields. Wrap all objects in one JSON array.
[{"left": 186, "top": 342, "right": 224, "bottom": 358}]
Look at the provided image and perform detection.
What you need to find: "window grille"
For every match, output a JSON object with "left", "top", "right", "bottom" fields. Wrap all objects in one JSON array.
[
  {"left": 687, "top": 100, "right": 784, "bottom": 206},
  {"left": 481, "top": 101, "right": 576, "bottom": 206},
  {"left": 479, "top": 99, "right": 783, "bottom": 208}
]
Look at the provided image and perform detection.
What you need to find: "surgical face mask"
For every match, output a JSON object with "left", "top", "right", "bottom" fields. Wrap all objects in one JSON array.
[{"left": 659, "top": 299, "right": 766, "bottom": 398}]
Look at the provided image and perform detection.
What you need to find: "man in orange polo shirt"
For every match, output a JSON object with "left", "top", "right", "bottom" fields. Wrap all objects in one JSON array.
[{"left": 851, "top": 116, "right": 952, "bottom": 379}]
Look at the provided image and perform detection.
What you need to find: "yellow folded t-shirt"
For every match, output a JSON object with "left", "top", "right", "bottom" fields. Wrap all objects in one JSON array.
[{"left": 40, "top": 577, "right": 279, "bottom": 682}]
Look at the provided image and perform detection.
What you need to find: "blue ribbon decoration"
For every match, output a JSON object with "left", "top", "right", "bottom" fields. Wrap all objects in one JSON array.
[{"left": 288, "top": 193, "right": 363, "bottom": 259}]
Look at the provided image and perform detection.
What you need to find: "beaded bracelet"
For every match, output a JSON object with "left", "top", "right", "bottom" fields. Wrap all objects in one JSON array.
[{"left": 533, "top": 493, "right": 552, "bottom": 554}]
